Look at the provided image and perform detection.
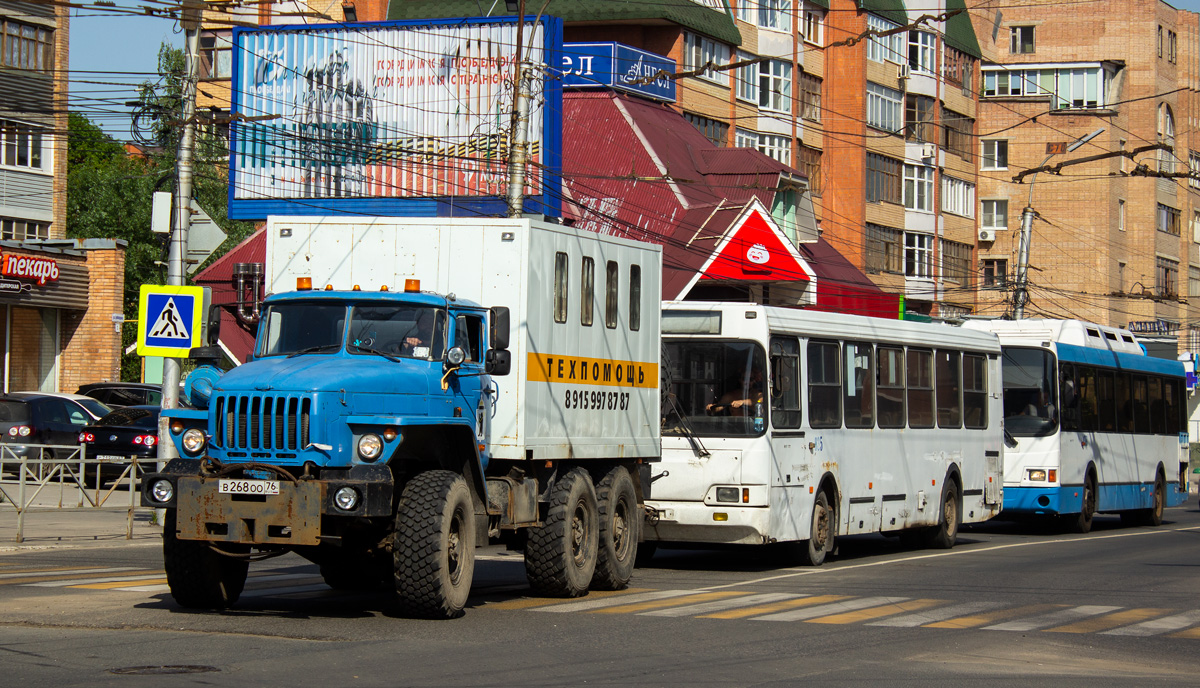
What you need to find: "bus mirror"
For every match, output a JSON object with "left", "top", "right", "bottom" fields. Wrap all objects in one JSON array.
[
  {"left": 485, "top": 349, "right": 511, "bottom": 376},
  {"left": 490, "top": 307, "right": 510, "bottom": 351}
]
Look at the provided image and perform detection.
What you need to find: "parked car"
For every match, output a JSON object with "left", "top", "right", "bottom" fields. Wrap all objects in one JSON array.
[
  {"left": 76, "top": 382, "right": 163, "bottom": 409},
  {"left": 77, "top": 405, "right": 160, "bottom": 486},
  {"left": 0, "top": 392, "right": 111, "bottom": 479}
]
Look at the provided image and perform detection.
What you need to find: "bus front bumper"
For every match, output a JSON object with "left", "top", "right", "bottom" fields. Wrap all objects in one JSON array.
[{"left": 644, "top": 500, "right": 770, "bottom": 545}]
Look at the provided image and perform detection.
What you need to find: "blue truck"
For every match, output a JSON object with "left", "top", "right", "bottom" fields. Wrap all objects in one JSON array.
[{"left": 142, "top": 217, "right": 662, "bottom": 618}]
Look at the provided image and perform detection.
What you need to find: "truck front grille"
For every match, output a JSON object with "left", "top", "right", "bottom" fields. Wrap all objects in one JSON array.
[{"left": 213, "top": 394, "right": 311, "bottom": 452}]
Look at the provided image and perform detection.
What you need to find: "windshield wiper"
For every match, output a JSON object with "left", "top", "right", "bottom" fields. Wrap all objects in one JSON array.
[
  {"left": 349, "top": 344, "right": 400, "bottom": 363},
  {"left": 286, "top": 344, "right": 341, "bottom": 358}
]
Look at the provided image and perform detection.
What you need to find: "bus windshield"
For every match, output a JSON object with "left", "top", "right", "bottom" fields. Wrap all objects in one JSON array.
[
  {"left": 662, "top": 340, "right": 767, "bottom": 437},
  {"left": 1002, "top": 346, "right": 1058, "bottom": 437}
]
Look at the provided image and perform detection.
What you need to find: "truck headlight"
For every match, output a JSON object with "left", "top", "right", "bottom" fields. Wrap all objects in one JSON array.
[
  {"left": 334, "top": 486, "right": 360, "bottom": 511},
  {"left": 150, "top": 479, "right": 174, "bottom": 503},
  {"left": 181, "top": 428, "right": 206, "bottom": 455},
  {"left": 357, "top": 433, "right": 383, "bottom": 461}
]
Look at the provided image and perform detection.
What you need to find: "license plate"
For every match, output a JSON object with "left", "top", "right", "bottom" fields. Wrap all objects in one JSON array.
[
  {"left": 96, "top": 455, "right": 125, "bottom": 463},
  {"left": 218, "top": 479, "right": 280, "bottom": 495}
]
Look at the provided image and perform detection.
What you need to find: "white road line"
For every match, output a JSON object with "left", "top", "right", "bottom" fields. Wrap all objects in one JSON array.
[
  {"left": 117, "top": 584, "right": 171, "bottom": 593},
  {"left": 754, "top": 596, "right": 908, "bottom": 622},
  {"left": 868, "top": 600, "right": 1005, "bottom": 627},
  {"left": 984, "top": 605, "right": 1121, "bottom": 631},
  {"left": 27, "top": 573, "right": 167, "bottom": 588},
  {"left": 640, "top": 593, "right": 805, "bottom": 618},
  {"left": 532, "top": 590, "right": 699, "bottom": 613},
  {"left": 1101, "top": 610, "right": 1200, "bottom": 636},
  {"left": 0, "top": 566, "right": 138, "bottom": 579}
]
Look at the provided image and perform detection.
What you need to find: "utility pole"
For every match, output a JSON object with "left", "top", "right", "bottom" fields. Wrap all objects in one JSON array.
[
  {"left": 158, "top": 0, "right": 203, "bottom": 462},
  {"left": 505, "top": 0, "right": 530, "bottom": 218}
]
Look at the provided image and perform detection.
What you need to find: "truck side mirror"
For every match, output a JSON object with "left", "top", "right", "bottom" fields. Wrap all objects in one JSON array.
[
  {"left": 485, "top": 349, "right": 511, "bottom": 376},
  {"left": 490, "top": 306, "right": 510, "bottom": 351},
  {"left": 206, "top": 304, "right": 222, "bottom": 347}
]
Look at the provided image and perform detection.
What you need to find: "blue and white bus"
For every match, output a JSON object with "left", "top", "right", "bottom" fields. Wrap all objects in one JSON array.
[{"left": 962, "top": 319, "right": 1189, "bottom": 532}]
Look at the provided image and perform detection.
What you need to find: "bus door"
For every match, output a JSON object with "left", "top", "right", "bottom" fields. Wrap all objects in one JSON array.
[{"left": 767, "top": 336, "right": 807, "bottom": 540}]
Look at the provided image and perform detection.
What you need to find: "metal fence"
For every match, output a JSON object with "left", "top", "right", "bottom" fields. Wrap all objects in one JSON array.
[{"left": 0, "top": 444, "right": 148, "bottom": 543}]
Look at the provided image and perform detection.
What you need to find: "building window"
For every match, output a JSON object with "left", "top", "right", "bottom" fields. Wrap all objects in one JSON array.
[
  {"left": 982, "top": 259, "right": 1008, "bottom": 288},
  {"left": 736, "top": 51, "right": 759, "bottom": 103},
  {"left": 200, "top": 31, "right": 233, "bottom": 79},
  {"left": 1158, "top": 26, "right": 1164, "bottom": 58},
  {"left": 735, "top": 128, "right": 758, "bottom": 150},
  {"left": 1010, "top": 25, "right": 1034, "bottom": 54},
  {"left": 1168, "top": 30, "right": 1177, "bottom": 64},
  {"left": 1157, "top": 257, "right": 1179, "bottom": 298},
  {"left": 1158, "top": 203, "right": 1181, "bottom": 236},
  {"left": 866, "top": 14, "right": 904, "bottom": 63},
  {"left": 684, "top": 32, "right": 731, "bottom": 85},
  {"left": 758, "top": 134, "right": 791, "bottom": 165},
  {"left": 908, "top": 31, "right": 936, "bottom": 75},
  {"left": 798, "top": 72, "right": 821, "bottom": 122},
  {"left": 796, "top": 144, "right": 821, "bottom": 195},
  {"left": 685, "top": 112, "right": 728, "bottom": 147},
  {"left": 905, "top": 233, "right": 934, "bottom": 278},
  {"left": 0, "top": 217, "right": 49, "bottom": 241},
  {"left": 1119, "top": 199, "right": 1126, "bottom": 231},
  {"left": 759, "top": 59, "right": 792, "bottom": 113},
  {"left": 942, "top": 110, "right": 973, "bottom": 160},
  {"left": 903, "top": 164, "right": 934, "bottom": 212},
  {"left": 772, "top": 178, "right": 803, "bottom": 240},
  {"left": 1190, "top": 266, "right": 1200, "bottom": 299},
  {"left": 0, "top": 19, "right": 53, "bottom": 73},
  {"left": 941, "top": 176, "right": 975, "bottom": 218},
  {"left": 941, "top": 240, "right": 971, "bottom": 283},
  {"left": 982, "top": 65, "right": 1112, "bottom": 110},
  {"left": 905, "top": 94, "right": 935, "bottom": 143},
  {"left": 981, "top": 200, "right": 1008, "bottom": 231},
  {"left": 1158, "top": 104, "right": 1176, "bottom": 173},
  {"left": 1194, "top": 210, "right": 1200, "bottom": 243},
  {"left": 801, "top": 6, "right": 823, "bottom": 45},
  {"left": 866, "top": 224, "right": 903, "bottom": 274},
  {"left": 866, "top": 153, "right": 901, "bottom": 205},
  {"left": 944, "top": 47, "right": 973, "bottom": 91},
  {"left": 754, "top": 0, "right": 792, "bottom": 32},
  {"left": 981, "top": 139, "right": 1008, "bottom": 169},
  {"left": 1190, "top": 152, "right": 1200, "bottom": 189},
  {"left": 0, "top": 121, "right": 45, "bottom": 170},
  {"left": 866, "top": 82, "right": 903, "bottom": 133}
]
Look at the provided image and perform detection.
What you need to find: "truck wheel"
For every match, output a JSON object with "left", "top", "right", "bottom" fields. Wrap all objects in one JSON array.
[
  {"left": 525, "top": 468, "right": 599, "bottom": 597},
  {"left": 162, "top": 510, "right": 249, "bottom": 610},
  {"left": 590, "top": 466, "right": 637, "bottom": 591},
  {"left": 799, "top": 491, "right": 834, "bottom": 566},
  {"left": 922, "top": 479, "right": 961, "bottom": 549},
  {"left": 393, "top": 470, "right": 476, "bottom": 619}
]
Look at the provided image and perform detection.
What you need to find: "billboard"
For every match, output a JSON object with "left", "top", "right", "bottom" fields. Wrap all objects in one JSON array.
[
  {"left": 561, "top": 43, "right": 676, "bottom": 102},
  {"left": 229, "top": 17, "right": 563, "bottom": 219}
]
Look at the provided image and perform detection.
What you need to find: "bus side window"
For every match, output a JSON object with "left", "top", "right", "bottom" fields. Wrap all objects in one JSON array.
[
  {"left": 807, "top": 341, "right": 841, "bottom": 429},
  {"left": 1163, "top": 377, "right": 1179, "bottom": 434},
  {"left": 1078, "top": 366, "right": 1098, "bottom": 432},
  {"left": 877, "top": 346, "right": 905, "bottom": 428},
  {"left": 1147, "top": 376, "right": 1165, "bottom": 435},
  {"left": 962, "top": 354, "right": 987, "bottom": 429},
  {"left": 1060, "top": 362, "right": 1079, "bottom": 431},
  {"left": 1115, "top": 372, "right": 1134, "bottom": 433},
  {"left": 907, "top": 349, "right": 934, "bottom": 429},
  {"left": 844, "top": 342, "right": 874, "bottom": 428},
  {"left": 769, "top": 337, "right": 802, "bottom": 428},
  {"left": 1097, "top": 370, "right": 1116, "bottom": 432},
  {"left": 1132, "top": 375, "right": 1150, "bottom": 434},
  {"left": 936, "top": 350, "right": 961, "bottom": 429}
]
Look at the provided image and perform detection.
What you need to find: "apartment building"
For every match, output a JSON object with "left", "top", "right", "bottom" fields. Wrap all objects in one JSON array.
[{"left": 970, "top": 0, "right": 1200, "bottom": 352}]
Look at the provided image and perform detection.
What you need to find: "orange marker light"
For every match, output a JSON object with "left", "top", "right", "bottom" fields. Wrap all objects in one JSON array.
[
  {"left": 1048, "top": 469, "right": 1057, "bottom": 482},
  {"left": 380, "top": 285, "right": 389, "bottom": 291},
  {"left": 352, "top": 285, "right": 361, "bottom": 291},
  {"left": 405, "top": 278, "right": 421, "bottom": 292},
  {"left": 297, "top": 277, "right": 312, "bottom": 290},
  {"left": 742, "top": 488, "right": 750, "bottom": 503},
  {"left": 324, "top": 284, "right": 334, "bottom": 291}
]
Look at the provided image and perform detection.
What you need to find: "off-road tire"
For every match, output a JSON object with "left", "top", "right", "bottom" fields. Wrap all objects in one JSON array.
[
  {"left": 162, "top": 510, "right": 249, "bottom": 609},
  {"left": 799, "top": 491, "right": 835, "bottom": 566},
  {"left": 525, "top": 468, "right": 599, "bottom": 597},
  {"left": 590, "top": 466, "right": 638, "bottom": 590},
  {"left": 393, "top": 470, "right": 476, "bottom": 619}
]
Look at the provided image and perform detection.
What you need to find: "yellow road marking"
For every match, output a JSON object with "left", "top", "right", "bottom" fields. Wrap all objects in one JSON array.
[
  {"left": 0, "top": 570, "right": 162, "bottom": 586},
  {"left": 72, "top": 578, "right": 168, "bottom": 590},
  {"left": 1169, "top": 626, "right": 1200, "bottom": 639},
  {"left": 926, "top": 604, "right": 1066, "bottom": 629},
  {"left": 700, "top": 594, "right": 850, "bottom": 620},
  {"left": 807, "top": 598, "right": 944, "bottom": 625},
  {"left": 485, "top": 588, "right": 651, "bottom": 611},
  {"left": 1045, "top": 608, "right": 1173, "bottom": 634},
  {"left": 591, "top": 591, "right": 748, "bottom": 614}
]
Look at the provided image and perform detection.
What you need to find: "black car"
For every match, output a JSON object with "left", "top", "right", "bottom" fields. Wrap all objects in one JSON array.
[
  {"left": 0, "top": 392, "right": 111, "bottom": 478},
  {"left": 76, "top": 382, "right": 164, "bottom": 408},
  {"left": 78, "top": 405, "right": 161, "bottom": 485}
]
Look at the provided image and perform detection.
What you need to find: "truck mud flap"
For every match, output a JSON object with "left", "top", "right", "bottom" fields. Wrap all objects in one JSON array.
[{"left": 175, "top": 476, "right": 323, "bottom": 546}]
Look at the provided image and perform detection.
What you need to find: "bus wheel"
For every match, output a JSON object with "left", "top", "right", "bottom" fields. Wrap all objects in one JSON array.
[
  {"left": 590, "top": 466, "right": 638, "bottom": 590},
  {"left": 1065, "top": 473, "right": 1097, "bottom": 534},
  {"left": 923, "top": 480, "right": 961, "bottom": 549},
  {"left": 800, "top": 491, "right": 834, "bottom": 566},
  {"left": 393, "top": 470, "right": 476, "bottom": 619},
  {"left": 526, "top": 468, "right": 599, "bottom": 597}
]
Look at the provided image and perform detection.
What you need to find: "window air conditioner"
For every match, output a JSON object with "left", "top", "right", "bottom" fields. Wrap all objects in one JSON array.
[
  {"left": 921, "top": 143, "right": 936, "bottom": 159},
  {"left": 898, "top": 63, "right": 911, "bottom": 80},
  {"left": 978, "top": 229, "right": 996, "bottom": 242}
]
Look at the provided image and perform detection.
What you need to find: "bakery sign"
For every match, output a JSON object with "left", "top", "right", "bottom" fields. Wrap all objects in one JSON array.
[{"left": 0, "top": 253, "right": 59, "bottom": 293}]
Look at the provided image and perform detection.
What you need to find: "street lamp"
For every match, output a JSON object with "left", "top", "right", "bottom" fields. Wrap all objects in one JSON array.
[{"left": 1012, "top": 127, "right": 1105, "bottom": 319}]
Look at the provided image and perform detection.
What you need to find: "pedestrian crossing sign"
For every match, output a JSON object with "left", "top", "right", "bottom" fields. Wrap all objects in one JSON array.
[{"left": 137, "top": 285, "right": 208, "bottom": 358}]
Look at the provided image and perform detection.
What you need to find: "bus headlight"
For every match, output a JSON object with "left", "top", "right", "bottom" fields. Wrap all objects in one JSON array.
[
  {"left": 181, "top": 428, "right": 206, "bottom": 455},
  {"left": 150, "top": 479, "right": 174, "bottom": 503},
  {"left": 357, "top": 433, "right": 383, "bottom": 461},
  {"left": 1027, "top": 469, "right": 1046, "bottom": 482},
  {"left": 715, "top": 487, "right": 739, "bottom": 503}
]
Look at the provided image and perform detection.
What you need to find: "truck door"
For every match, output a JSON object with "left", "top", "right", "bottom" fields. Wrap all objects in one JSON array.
[{"left": 451, "top": 313, "right": 487, "bottom": 443}]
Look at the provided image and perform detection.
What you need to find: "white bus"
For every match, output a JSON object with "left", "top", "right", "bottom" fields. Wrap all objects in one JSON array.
[
  {"left": 961, "top": 319, "right": 1189, "bottom": 532},
  {"left": 647, "top": 302, "right": 1004, "bottom": 565}
]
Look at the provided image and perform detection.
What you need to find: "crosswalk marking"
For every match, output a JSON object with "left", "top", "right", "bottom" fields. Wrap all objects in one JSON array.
[
  {"left": 532, "top": 590, "right": 698, "bottom": 613},
  {"left": 984, "top": 605, "right": 1122, "bottom": 632},
  {"left": 0, "top": 567, "right": 142, "bottom": 584},
  {"left": 807, "top": 598, "right": 944, "bottom": 625},
  {"left": 1044, "top": 608, "right": 1172, "bottom": 634},
  {"left": 869, "top": 600, "right": 1006, "bottom": 627},
  {"left": 26, "top": 571, "right": 164, "bottom": 587},
  {"left": 72, "top": 577, "right": 168, "bottom": 590},
  {"left": 487, "top": 588, "right": 652, "bottom": 611},
  {"left": 1170, "top": 626, "right": 1200, "bottom": 639},
  {"left": 925, "top": 604, "right": 1065, "bottom": 629},
  {"left": 641, "top": 593, "right": 803, "bottom": 618},
  {"left": 592, "top": 591, "right": 748, "bottom": 615},
  {"left": 755, "top": 597, "right": 908, "bottom": 622},
  {"left": 1101, "top": 610, "right": 1200, "bottom": 637},
  {"left": 0, "top": 566, "right": 138, "bottom": 579},
  {"left": 699, "top": 595, "right": 842, "bottom": 620}
]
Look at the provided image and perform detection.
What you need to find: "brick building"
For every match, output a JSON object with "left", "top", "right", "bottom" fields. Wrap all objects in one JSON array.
[{"left": 970, "top": 0, "right": 1200, "bottom": 352}]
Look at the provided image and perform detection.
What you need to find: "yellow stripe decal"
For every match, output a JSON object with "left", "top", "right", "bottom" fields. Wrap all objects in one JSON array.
[
  {"left": 591, "top": 591, "right": 748, "bottom": 614},
  {"left": 526, "top": 353, "right": 658, "bottom": 389},
  {"left": 700, "top": 594, "right": 849, "bottom": 620},
  {"left": 926, "top": 604, "right": 1066, "bottom": 629},
  {"left": 807, "top": 599, "right": 944, "bottom": 625}
]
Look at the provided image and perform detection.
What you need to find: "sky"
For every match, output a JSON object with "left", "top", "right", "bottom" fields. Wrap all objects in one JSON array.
[{"left": 68, "top": 1, "right": 1200, "bottom": 140}]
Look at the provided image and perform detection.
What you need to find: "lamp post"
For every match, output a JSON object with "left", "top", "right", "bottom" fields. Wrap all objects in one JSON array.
[{"left": 1012, "top": 127, "right": 1105, "bottom": 319}]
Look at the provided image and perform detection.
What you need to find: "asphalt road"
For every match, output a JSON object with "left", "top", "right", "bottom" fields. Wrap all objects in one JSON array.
[{"left": 2, "top": 506, "right": 1200, "bottom": 687}]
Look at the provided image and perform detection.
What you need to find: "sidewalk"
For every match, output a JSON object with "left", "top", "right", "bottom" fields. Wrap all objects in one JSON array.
[{"left": 0, "top": 480, "right": 162, "bottom": 552}]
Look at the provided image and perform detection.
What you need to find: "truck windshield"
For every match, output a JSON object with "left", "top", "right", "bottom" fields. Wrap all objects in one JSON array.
[
  {"left": 1002, "top": 346, "right": 1059, "bottom": 437},
  {"left": 662, "top": 339, "right": 767, "bottom": 438},
  {"left": 349, "top": 305, "right": 446, "bottom": 360},
  {"left": 257, "top": 303, "right": 347, "bottom": 357}
]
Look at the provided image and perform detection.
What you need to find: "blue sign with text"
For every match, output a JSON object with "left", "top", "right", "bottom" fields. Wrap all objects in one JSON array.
[{"left": 561, "top": 42, "right": 676, "bottom": 102}]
